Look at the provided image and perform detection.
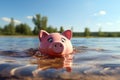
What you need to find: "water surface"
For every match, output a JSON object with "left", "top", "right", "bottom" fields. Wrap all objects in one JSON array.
[{"left": 0, "top": 37, "right": 120, "bottom": 75}]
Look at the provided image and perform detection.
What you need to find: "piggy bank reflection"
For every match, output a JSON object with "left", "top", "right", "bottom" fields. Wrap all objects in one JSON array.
[{"left": 37, "top": 56, "right": 73, "bottom": 72}]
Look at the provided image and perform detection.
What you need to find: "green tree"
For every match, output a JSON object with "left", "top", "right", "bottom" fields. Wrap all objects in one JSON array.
[
  {"left": 32, "top": 14, "right": 41, "bottom": 35},
  {"left": 84, "top": 27, "right": 90, "bottom": 37},
  {"left": 46, "top": 26, "right": 57, "bottom": 33},
  {"left": 32, "top": 26, "right": 38, "bottom": 35},
  {"left": 32, "top": 14, "right": 48, "bottom": 35},
  {"left": 16, "top": 23, "right": 32, "bottom": 35},
  {"left": 108, "top": 33, "right": 118, "bottom": 37},
  {"left": 59, "top": 26, "right": 64, "bottom": 33},
  {"left": 98, "top": 28, "right": 103, "bottom": 37},
  {"left": 98, "top": 28, "right": 104, "bottom": 37},
  {"left": 41, "top": 16, "right": 47, "bottom": 30},
  {"left": 0, "top": 26, "right": 3, "bottom": 34},
  {"left": 3, "top": 18, "right": 15, "bottom": 35}
]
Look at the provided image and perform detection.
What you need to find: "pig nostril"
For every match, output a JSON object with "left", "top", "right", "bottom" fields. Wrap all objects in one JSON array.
[
  {"left": 60, "top": 44, "right": 62, "bottom": 47},
  {"left": 54, "top": 45, "right": 57, "bottom": 47}
]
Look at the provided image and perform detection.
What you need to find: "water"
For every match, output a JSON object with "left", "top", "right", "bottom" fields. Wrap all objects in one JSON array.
[
  {"left": 0, "top": 37, "right": 120, "bottom": 75},
  {"left": 0, "top": 36, "right": 39, "bottom": 51},
  {"left": 73, "top": 38, "right": 120, "bottom": 66},
  {"left": 0, "top": 36, "right": 39, "bottom": 64}
]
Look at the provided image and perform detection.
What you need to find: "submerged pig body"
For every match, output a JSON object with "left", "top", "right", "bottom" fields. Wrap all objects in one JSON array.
[{"left": 39, "top": 30, "right": 73, "bottom": 58}]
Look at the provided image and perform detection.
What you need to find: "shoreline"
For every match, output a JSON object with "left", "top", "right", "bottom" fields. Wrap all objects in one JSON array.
[{"left": 0, "top": 35, "right": 120, "bottom": 38}]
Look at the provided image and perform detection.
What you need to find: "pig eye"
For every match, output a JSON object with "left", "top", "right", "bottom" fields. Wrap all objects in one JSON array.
[
  {"left": 61, "top": 38, "right": 66, "bottom": 42},
  {"left": 48, "top": 37, "right": 53, "bottom": 43}
]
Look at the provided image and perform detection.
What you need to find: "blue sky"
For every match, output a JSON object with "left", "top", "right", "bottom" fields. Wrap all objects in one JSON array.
[{"left": 0, "top": 0, "right": 120, "bottom": 32}]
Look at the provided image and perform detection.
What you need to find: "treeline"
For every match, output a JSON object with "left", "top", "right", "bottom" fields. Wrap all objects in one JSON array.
[
  {"left": 73, "top": 32, "right": 120, "bottom": 37},
  {"left": 0, "top": 18, "right": 33, "bottom": 35},
  {"left": 73, "top": 27, "right": 120, "bottom": 37},
  {"left": 0, "top": 14, "right": 64, "bottom": 35},
  {"left": 0, "top": 14, "right": 120, "bottom": 37}
]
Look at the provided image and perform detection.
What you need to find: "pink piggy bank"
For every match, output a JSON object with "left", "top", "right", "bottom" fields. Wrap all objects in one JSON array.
[{"left": 39, "top": 30, "right": 73, "bottom": 58}]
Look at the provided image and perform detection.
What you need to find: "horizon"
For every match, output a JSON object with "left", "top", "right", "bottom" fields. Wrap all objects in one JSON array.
[{"left": 0, "top": 0, "right": 120, "bottom": 32}]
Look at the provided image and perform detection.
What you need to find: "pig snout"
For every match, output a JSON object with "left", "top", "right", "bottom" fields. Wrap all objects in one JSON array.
[{"left": 50, "top": 42, "right": 64, "bottom": 54}]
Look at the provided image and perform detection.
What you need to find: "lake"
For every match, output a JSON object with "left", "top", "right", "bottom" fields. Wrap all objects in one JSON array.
[{"left": 0, "top": 36, "right": 120, "bottom": 79}]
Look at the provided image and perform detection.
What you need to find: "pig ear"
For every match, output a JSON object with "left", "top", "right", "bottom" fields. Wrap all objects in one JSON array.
[
  {"left": 62, "top": 30, "right": 72, "bottom": 40},
  {"left": 39, "top": 30, "right": 49, "bottom": 41}
]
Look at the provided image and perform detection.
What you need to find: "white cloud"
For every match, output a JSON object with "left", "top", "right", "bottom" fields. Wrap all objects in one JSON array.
[
  {"left": 106, "top": 22, "right": 113, "bottom": 26},
  {"left": 26, "top": 16, "right": 33, "bottom": 19},
  {"left": 93, "top": 10, "right": 106, "bottom": 16},
  {"left": 14, "top": 20, "right": 21, "bottom": 24},
  {"left": 99, "top": 10, "right": 106, "bottom": 15},
  {"left": 1, "top": 17, "right": 21, "bottom": 24},
  {"left": 1, "top": 17, "right": 10, "bottom": 22}
]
